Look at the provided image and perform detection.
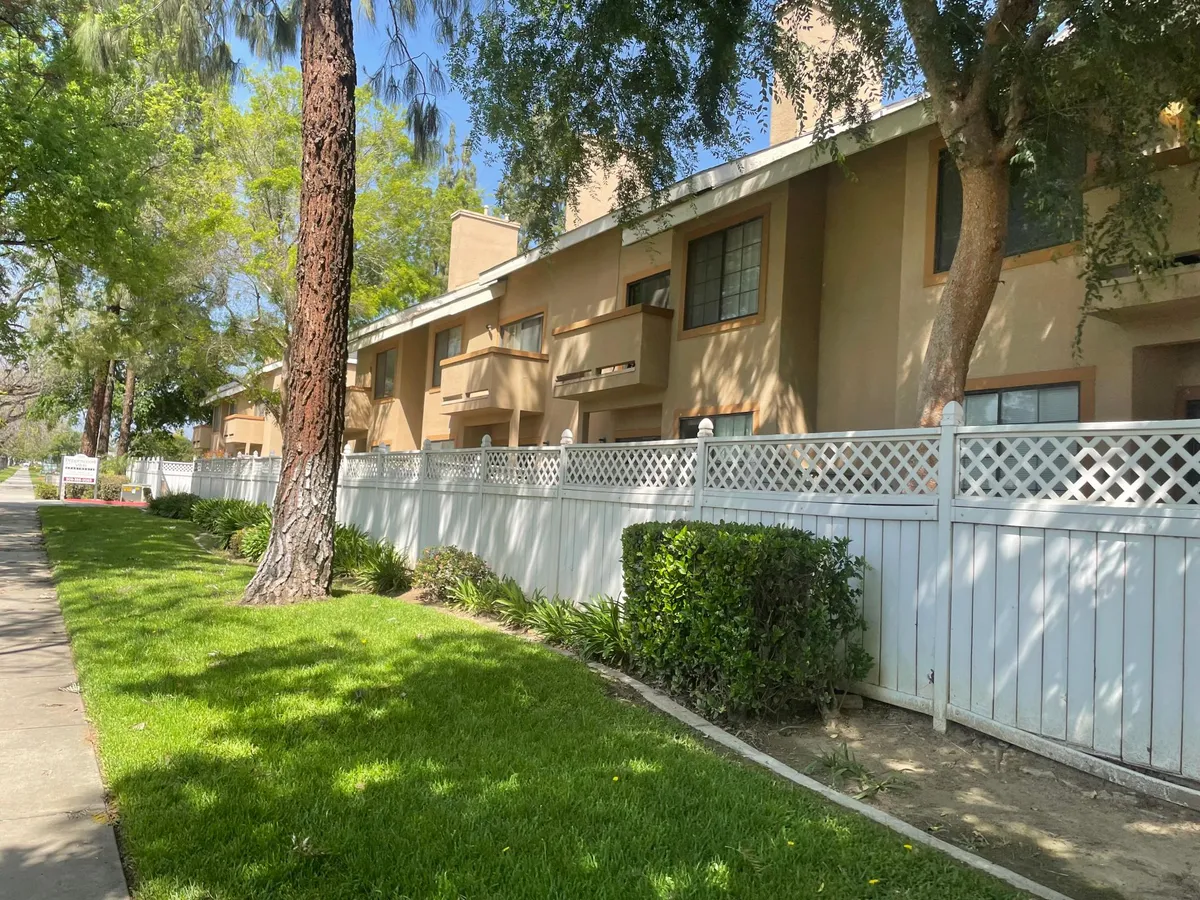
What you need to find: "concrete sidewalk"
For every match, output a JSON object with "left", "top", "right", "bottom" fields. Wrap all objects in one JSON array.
[{"left": 0, "top": 468, "right": 128, "bottom": 899}]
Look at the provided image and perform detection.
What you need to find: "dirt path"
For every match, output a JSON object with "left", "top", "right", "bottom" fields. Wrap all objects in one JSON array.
[{"left": 744, "top": 702, "right": 1200, "bottom": 900}]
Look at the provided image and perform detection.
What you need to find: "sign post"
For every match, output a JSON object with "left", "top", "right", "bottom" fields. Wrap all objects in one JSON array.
[{"left": 60, "top": 454, "right": 100, "bottom": 501}]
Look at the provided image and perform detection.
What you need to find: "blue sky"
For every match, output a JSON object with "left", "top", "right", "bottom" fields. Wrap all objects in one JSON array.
[{"left": 235, "top": 10, "right": 771, "bottom": 203}]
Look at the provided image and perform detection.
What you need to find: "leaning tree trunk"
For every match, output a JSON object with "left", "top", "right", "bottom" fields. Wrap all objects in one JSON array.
[
  {"left": 916, "top": 162, "right": 1011, "bottom": 426},
  {"left": 117, "top": 364, "right": 135, "bottom": 455},
  {"left": 80, "top": 367, "right": 107, "bottom": 456},
  {"left": 243, "top": 0, "right": 355, "bottom": 604},
  {"left": 95, "top": 360, "right": 115, "bottom": 456}
]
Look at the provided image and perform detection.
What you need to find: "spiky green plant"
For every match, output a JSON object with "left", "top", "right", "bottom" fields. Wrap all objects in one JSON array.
[{"left": 568, "top": 595, "right": 632, "bottom": 667}]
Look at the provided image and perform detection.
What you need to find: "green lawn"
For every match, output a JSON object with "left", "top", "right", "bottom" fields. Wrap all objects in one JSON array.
[
  {"left": 40, "top": 506, "right": 1025, "bottom": 900},
  {"left": 0, "top": 465, "right": 16, "bottom": 482}
]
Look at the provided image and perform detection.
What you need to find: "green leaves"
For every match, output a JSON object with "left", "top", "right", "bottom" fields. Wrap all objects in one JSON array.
[{"left": 622, "top": 520, "right": 870, "bottom": 719}]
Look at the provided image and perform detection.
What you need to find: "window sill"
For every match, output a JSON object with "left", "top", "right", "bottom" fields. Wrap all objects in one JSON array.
[
  {"left": 925, "top": 242, "right": 1079, "bottom": 287},
  {"left": 678, "top": 313, "right": 763, "bottom": 340}
]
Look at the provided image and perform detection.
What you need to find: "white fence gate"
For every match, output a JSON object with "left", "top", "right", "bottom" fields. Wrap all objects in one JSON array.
[{"left": 133, "top": 405, "right": 1200, "bottom": 808}]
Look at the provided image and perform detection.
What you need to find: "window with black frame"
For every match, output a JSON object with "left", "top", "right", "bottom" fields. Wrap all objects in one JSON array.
[
  {"left": 373, "top": 347, "right": 397, "bottom": 400},
  {"left": 933, "top": 149, "right": 1084, "bottom": 273},
  {"left": 432, "top": 326, "right": 463, "bottom": 388},
  {"left": 684, "top": 217, "right": 763, "bottom": 329},
  {"left": 626, "top": 271, "right": 671, "bottom": 308}
]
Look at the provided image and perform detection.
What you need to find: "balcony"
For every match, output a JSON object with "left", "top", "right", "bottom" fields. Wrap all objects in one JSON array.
[
  {"left": 439, "top": 347, "right": 549, "bottom": 415},
  {"left": 192, "top": 424, "right": 214, "bottom": 453},
  {"left": 222, "top": 414, "right": 265, "bottom": 448},
  {"left": 552, "top": 304, "right": 673, "bottom": 400},
  {"left": 345, "top": 386, "right": 372, "bottom": 432},
  {"left": 1090, "top": 256, "right": 1200, "bottom": 324}
]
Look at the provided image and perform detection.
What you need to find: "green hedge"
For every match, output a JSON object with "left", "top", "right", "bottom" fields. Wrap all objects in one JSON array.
[{"left": 622, "top": 521, "right": 870, "bottom": 718}]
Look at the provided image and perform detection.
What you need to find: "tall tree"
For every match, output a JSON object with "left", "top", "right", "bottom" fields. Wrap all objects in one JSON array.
[
  {"left": 95, "top": 359, "right": 116, "bottom": 455},
  {"left": 84, "top": 0, "right": 463, "bottom": 602},
  {"left": 454, "top": 0, "right": 1200, "bottom": 423},
  {"left": 117, "top": 363, "right": 135, "bottom": 455}
]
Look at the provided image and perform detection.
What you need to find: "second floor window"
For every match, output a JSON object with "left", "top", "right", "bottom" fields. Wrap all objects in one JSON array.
[
  {"left": 679, "top": 411, "right": 754, "bottom": 439},
  {"left": 933, "top": 148, "right": 1084, "bottom": 273},
  {"left": 626, "top": 271, "right": 671, "bottom": 308},
  {"left": 685, "top": 216, "right": 763, "bottom": 330},
  {"left": 373, "top": 347, "right": 397, "bottom": 400},
  {"left": 432, "top": 325, "right": 463, "bottom": 388},
  {"left": 500, "top": 313, "right": 544, "bottom": 353}
]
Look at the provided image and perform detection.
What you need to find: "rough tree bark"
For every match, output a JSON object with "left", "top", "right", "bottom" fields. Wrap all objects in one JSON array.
[
  {"left": 243, "top": 0, "right": 355, "bottom": 604},
  {"left": 117, "top": 364, "right": 135, "bottom": 455},
  {"left": 95, "top": 360, "right": 115, "bottom": 456},
  {"left": 916, "top": 163, "right": 1010, "bottom": 425},
  {"left": 80, "top": 367, "right": 107, "bottom": 456}
]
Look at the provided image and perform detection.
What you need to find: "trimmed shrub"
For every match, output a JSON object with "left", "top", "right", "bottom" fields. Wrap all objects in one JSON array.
[
  {"left": 148, "top": 492, "right": 201, "bottom": 520},
  {"left": 622, "top": 521, "right": 870, "bottom": 718},
  {"left": 412, "top": 546, "right": 493, "bottom": 604},
  {"left": 353, "top": 543, "right": 412, "bottom": 595},
  {"left": 65, "top": 474, "right": 127, "bottom": 501},
  {"left": 566, "top": 596, "right": 632, "bottom": 668},
  {"left": 33, "top": 481, "right": 59, "bottom": 500}
]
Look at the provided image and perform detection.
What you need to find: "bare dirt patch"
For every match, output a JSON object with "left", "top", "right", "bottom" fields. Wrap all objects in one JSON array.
[{"left": 742, "top": 701, "right": 1200, "bottom": 900}]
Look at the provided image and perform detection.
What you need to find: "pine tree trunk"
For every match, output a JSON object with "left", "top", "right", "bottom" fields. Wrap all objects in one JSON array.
[
  {"left": 243, "top": 0, "right": 355, "bottom": 604},
  {"left": 80, "top": 367, "right": 107, "bottom": 456},
  {"left": 95, "top": 360, "right": 115, "bottom": 456},
  {"left": 916, "top": 162, "right": 1010, "bottom": 425},
  {"left": 117, "top": 364, "right": 135, "bottom": 455}
]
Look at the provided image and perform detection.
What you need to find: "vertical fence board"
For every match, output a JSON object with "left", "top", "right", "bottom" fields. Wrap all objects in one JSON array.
[
  {"left": 879, "top": 521, "right": 903, "bottom": 691},
  {"left": 994, "top": 526, "right": 1021, "bottom": 727},
  {"left": 1123, "top": 534, "right": 1154, "bottom": 767},
  {"left": 1041, "top": 529, "right": 1070, "bottom": 741},
  {"left": 949, "top": 523, "right": 974, "bottom": 711},
  {"left": 970, "top": 524, "right": 997, "bottom": 719},
  {"left": 917, "top": 519, "right": 939, "bottom": 700},
  {"left": 1184, "top": 541, "right": 1200, "bottom": 780},
  {"left": 898, "top": 520, "right": 921, "bottom": 698},
  {"left": 1151, "top": 536, "right": 1185, "bottom": 774},
  {"left": 1067, "top": 532, "right": 1098, "bottom": 749},
  {"left": 863, "top": 520, "right": 885, "bottom": 686},
  {"left": 1095, "top": 535, "right": 1126, "bottom": 758}
]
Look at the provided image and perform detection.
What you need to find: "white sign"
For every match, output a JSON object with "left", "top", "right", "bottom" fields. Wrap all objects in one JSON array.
[{"left": 61, "top": 455, "right": 100, "bottom": 485}]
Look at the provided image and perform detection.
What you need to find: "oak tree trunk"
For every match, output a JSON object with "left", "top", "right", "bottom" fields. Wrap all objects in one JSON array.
[
  {"left": 95, "top": 360, "right": 115, "bottom": 456},
  {"left": 243, "top": 0, "right": 355, "bottom": 604},
  {"left": 117, "top": 364, "right": 135, "bottom": 455},
  {"left": 80, "top": 367, "right": 107, "bottom": 456},
  {"left": 916, "top": 162, "right": 1011, "bottom": 425}
]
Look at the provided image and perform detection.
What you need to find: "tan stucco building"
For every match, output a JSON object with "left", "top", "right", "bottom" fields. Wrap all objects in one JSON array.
[{"left": 202, "top": 95, "right": 1200, "bottom": 452}]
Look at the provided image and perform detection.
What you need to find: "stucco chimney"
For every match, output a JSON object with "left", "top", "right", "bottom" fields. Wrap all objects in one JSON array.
[
  {"left": 447, "top": 210, "right": 521, "bottom": 290},
  {"left": 566, "top": 162, "right": 621, "bottom": 231},
  {"left": 769, "top": 11, "right": 882, "bottom": 146}
]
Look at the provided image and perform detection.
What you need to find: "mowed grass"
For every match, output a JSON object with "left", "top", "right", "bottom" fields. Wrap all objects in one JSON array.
[
  {"left": 0, "top": 465, "right": 16, "bottom": 482},
  {"left": 40, "top": 506, "right": 1026, "bottom": 900}
]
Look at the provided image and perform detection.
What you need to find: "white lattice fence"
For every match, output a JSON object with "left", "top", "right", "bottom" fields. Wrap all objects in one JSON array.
[
  {"left": 564, "top": 442, "right": 696, "bottom": 489},
  {"left": 485, "top": 448, "right": 560, "bottom": 487},
  {"left": 958, "top": 424, "right": 1200, "bottom": 505}
]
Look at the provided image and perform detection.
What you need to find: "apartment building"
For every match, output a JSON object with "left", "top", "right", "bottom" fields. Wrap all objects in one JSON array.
[
  {"left": 348, "top": 97, "right": 1199, "bottom": 449},
  {"left": 194, "top": 360, "right": 360, "bottom": 456}
]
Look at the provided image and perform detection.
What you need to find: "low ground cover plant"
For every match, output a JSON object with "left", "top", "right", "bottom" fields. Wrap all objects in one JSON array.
[
  {"left": 147, "top": 492, "right": 201, "bottom": 520},
  {"left": 412, "top": 546, "right": 494, "bottom": 604},
  {"left": 623, "top": 521, "right": 871, "bottom": 718},
  {"left": 153, "top": 496, "right": 412, "bottom": 596}
]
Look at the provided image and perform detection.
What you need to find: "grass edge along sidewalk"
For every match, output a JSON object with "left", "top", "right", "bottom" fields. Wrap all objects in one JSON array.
[{"left": 40, "top": 504, "right": 1032, "bottom": 900}]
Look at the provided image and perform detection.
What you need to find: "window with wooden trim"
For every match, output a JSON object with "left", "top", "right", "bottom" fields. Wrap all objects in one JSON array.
[
  {"left": 679, "top": 411, "right": 753, "bottom": 439},
  {"left": 432, "top": 326, "right": 462, "bottom": 388},
  {"left": 626, "top": 271, "right": 671, "bottom": 308},
  {"left": 964, "top": 382, "right": 1080, "bottom": 425},
  {"left": 373, "top": 347, "right": 397, "bottom": 399},
  {"left": 684, "top": 217, "right": 762, "bottom": 329},
  {"left": 933, "top": 149, "right": 1084, "bottom": 273},
  {"left": 499, "top": 313, "right": 543, "bottom": 353}
]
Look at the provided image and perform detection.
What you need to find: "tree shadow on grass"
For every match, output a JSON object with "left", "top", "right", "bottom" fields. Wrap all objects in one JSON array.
[{"left": 40, "top": 506, "right": 1026, "bottom": 899}]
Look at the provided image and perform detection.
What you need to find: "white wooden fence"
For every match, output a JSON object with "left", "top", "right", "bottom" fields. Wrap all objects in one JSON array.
[{"left": 132, "top": 405, "right": 1200, "bottom": 808}]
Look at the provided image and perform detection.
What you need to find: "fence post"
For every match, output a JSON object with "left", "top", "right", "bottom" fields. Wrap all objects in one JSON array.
[
  {"left": 932, "top": 400, "right": 962, "bottom": 733},
  {"left": 417, "top": 439, "right": 431, "bottom": 555},
  {"left": 691, "top": 418, "right": 713, "bottom": 519},
  {"left": 474, "top": 435, "right": 491, "bottom": 557},
  {"left": 553, "top": 429, "right": 573, "bottom": 598}
]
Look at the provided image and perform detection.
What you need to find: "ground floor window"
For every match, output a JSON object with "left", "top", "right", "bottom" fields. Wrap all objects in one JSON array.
[
  {"left": 964, "top": 382, "right": 1079, "bottom": 426},
  {"left": 678, "top": 411, "right": 754, "bottom": 439}
]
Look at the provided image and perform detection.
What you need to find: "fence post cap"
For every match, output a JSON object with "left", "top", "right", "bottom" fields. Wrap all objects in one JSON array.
[
  {"left": 422, "top": 439, "right": 432, "bottom": 450},
  {"left": 942, "top": 400, "right": 963, "bottom": 427},
  {"left": 481, "top": 433, "right": 493, "bottom": 447},
  {"left": 697, "top": 417, "right": 715, "bottom": 438},
  {"left": 560, "top": 428, "right": 574, "bottom": 445}
]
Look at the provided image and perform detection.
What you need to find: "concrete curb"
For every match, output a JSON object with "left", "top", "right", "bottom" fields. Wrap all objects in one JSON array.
[{"left": 588, "top": 662, "right": 1076, "bottom": 900}]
